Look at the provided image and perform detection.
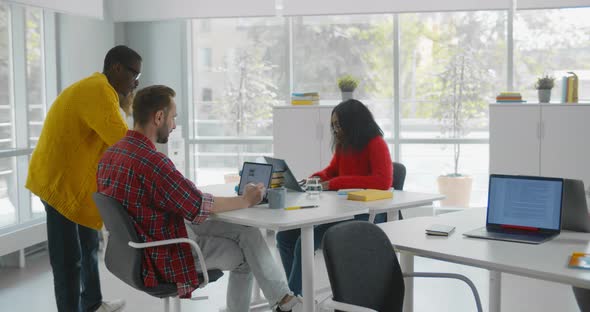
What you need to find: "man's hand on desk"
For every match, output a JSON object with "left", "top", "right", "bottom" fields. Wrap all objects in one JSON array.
[
  {"left": 210, "top": 183, "right": 265, "bottom": 213},
  {"left": 243, "top": 183, "right": 266, "bottom": 207}
]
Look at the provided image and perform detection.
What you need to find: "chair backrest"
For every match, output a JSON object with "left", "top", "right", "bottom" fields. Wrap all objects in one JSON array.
[
  {"left": 93, "top": 192, "right": 147, "bottom": 291},
  {"left": 322, "top": 221, "right": 405, "bottom": 312},
  {"left": 393, "top": 162, "right": 406, "bottom": 191}
]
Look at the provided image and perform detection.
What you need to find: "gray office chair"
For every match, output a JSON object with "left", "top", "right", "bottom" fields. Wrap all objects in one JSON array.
[
  {"left": 393, "top": 162, "right": 407, "bottom": 220},
  {"left": 93, "top": 193, "right": 223, "bottom": 312},
  {"left": 320, "top": 221, "right": 482, "bottom": 312},
  {"left": 368, "top": 162, "right": 406, "bottom": 223}
]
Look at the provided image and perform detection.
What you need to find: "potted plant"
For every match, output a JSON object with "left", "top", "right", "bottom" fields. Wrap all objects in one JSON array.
[
  {"left": 434, "top": 50, "right": 490, "bottom": 208},
  {"left": 337, "top": 74, "right": 359, "bottom": 101},
  {"left": 535, "top": 75, "right": 555, "bottom": 103}
]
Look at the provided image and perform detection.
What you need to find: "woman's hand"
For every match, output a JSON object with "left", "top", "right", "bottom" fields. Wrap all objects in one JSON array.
[{"left": 320, "top": 181, "right": 329, "bottom": 190}]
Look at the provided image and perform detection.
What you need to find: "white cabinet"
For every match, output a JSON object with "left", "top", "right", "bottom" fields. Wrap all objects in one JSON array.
[
  {"left": 490, "top": 103, "right": 590, "bottom": 187},
  {"left": 273, "top": 105, "right": 335, "bottom": 179}
]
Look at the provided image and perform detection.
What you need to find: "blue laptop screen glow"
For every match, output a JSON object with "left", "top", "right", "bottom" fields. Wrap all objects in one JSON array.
[{"left": 487, "top": 176, "right": 563, "bottom": 230}]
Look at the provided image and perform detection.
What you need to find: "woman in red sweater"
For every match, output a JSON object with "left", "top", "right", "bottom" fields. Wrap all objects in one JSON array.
[{"left": 276, "top": 99, "right": 393, "bottom": 295}]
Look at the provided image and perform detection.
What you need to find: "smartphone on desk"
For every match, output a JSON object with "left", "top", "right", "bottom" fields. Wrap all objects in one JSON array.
[{"left": 426, "top": 224, "right": 455, "bottom": 236}]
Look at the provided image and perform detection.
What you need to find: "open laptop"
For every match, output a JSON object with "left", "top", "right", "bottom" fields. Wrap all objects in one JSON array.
[
  {"left": 237, "top": 162, "right": 274, "bottom": 203},
  {"left": 463, "top": 174, "right": 564, "bottom": 244},
  {"left": 263, "top": 156, "right": 306, "bottom": 192},
  {"left": 562, "top": 179, "right": 590, "bottom": 232}
]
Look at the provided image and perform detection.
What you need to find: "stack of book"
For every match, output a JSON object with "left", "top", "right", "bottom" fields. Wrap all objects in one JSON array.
[
  {"left": 496, "top": 92, "right": 525, "bottom": 103},
  {"left": 347, "top": 189, "right": 393, "bottom": 201},
  {"left": 561, "top": 72, "right": 578, "bottom": 103},
  {"left": 270, "top": 171, "right": 285, "bottom": 189},
  {"left": 291, "top": 92, "right": 319, "bottom": 105}
]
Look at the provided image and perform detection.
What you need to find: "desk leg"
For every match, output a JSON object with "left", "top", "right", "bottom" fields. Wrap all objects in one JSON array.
[
  {"left": 400, "top": 253, "right": 414, "bottom": 312},
  {"left": 301, "top": 226, "right": 315, "bottom": 312},
  {"left": 489, "top": 271, "right": 501, "bottom": 312}
]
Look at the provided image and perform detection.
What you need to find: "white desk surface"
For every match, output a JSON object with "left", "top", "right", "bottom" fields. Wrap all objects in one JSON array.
[
  {"left": 362, "top": 190, "right": 445, "bottom": 213},
  {"left": 199, "top": 184, "right": 367, "bottom": 231},
  {"left": 199, "top": 184, "right": 444, "bottom": 230},
  {"left": 378, "top": 208, "right": 590, "bottom": 289}
]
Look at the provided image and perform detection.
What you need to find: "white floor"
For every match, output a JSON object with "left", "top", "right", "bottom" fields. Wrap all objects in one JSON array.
[{"left": 0, "top": 227, "right": 582, "bottom": 312}]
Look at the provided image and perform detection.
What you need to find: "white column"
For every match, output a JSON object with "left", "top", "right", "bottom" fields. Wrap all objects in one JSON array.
[{"left": 300, "top": 226, "right": 315, "bottom": 312}]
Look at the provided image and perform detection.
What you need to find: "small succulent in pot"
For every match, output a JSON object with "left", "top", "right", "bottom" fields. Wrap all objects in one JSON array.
[
  {"left": 535, "top": 75, "right": 555, "bottom": 90},
  {"left": 337, "top": 75, "right": 359, "bottom": 92}
]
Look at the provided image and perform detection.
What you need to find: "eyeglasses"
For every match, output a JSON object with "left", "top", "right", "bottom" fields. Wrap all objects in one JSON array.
[{"left": 124, "top": 65, "right": 141, "bottom": 81}]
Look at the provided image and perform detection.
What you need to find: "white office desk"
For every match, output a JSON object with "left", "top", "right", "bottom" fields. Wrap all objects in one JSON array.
[
  {"left": 378, "top": 208, "right": 590, "bottom": 312},
  {"left": 365, "top": 190, "right": 445, "bottom": 221},
  {"left": 199, "top": 184, "right": 444, "bottom": 311},
  {"left": 200, "top": 184, "right": 367, "bottom": 312}
]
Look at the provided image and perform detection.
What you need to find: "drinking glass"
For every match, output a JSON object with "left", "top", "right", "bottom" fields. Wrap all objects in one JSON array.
[{"left": 306, "top": 177, "right": 323, "bottom": 198}]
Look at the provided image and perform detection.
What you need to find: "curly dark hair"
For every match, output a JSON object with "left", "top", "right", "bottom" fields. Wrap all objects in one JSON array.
[{"left": 331, "top": 99, "right": 383, "bottom": 152}]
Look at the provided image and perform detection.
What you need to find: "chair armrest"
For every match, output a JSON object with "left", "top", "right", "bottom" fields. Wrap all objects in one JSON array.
[
  {"left": 320, "top": 297, "right": 377, "bottom": 312},
  {"left": 128, "top": 238, "right": 210, "bottom": 287},
  {"left": 403, "top": 272, "right": 482, "bottom": 312}
]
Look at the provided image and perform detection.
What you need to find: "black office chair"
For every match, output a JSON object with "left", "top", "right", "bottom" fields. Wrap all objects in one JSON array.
[
  {"left": 93, "top": 193, "right": 223, "bottom": 312},
  {"left": 573, "top": 287, "right": 590, "bottom": 311},
  {"left": 367, "top": 162, "right": 407, "bottom": 223},
  {"left": 393, "top": 162, "right": 407, "bottom": 220},
  {"left": 320, "top": 221, "right": 482, "bottom": 312}
]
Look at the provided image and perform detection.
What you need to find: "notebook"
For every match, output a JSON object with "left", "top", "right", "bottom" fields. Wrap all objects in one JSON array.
[
  {"left": 463, "top": 174, "right": 564, "bottom": 244},
  {"left": 347, "top": 189, "right": 393, "bottom": 201},
  {"left": 263, "top": 156, "right": 306, "bottom": 192},
  {"left": 237, "top": 162, "right": 274, "bottom": 203}
]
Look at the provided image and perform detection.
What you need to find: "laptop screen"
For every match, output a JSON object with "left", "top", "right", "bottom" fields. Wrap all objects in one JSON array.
[
  {"left": 237, "top": 162, "right": 273, "bottom": 196},
  {"left": 487, "top": 175, "right": 564, "bottom": 230}
]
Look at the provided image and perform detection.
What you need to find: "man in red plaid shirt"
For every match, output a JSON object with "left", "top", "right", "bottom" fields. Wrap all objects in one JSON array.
[{"left": 97, "top": 85, "right": 301, "bottom": 312}]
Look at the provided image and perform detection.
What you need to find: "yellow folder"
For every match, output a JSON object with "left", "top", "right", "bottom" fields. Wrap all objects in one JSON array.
[{"left": 347, "top": 189, "right": 393, "bottom": 201}]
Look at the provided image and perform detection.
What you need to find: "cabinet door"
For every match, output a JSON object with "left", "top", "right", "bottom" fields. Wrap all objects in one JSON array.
[
  {"left": 489, "top": 105, "right": 541, "bottom": 175},
  {"left": 541, "top": 105, "right": 590, "bottom": 186},
  {"left": 273, "top": 107, "right": 321, "bottom": 179},
  {"left": 319, "top": 106, "right": 334, "bottom": 169}
]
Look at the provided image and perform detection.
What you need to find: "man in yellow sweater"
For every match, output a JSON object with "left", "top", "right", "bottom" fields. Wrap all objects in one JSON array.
[{"left": 26, "top": 45, "right": 142, "bottom": 312}]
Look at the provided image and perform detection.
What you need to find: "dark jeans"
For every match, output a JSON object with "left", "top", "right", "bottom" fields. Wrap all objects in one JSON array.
[
  {"left": 276, "top": 212, "right": 387, "bottom": 295},
  {"left": 44, "top": 201, "right": 103, "bottom": 312}
]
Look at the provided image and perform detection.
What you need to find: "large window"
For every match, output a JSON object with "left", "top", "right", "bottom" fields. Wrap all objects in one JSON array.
[
  {"left": 514, "top": 8, "right": 590, "bottom": 102},
  {"left": 397, "top": 11, "right": 506, "bottom": 202},
  {"left": 0, "top": 3, "right": 15, "bottom": 228},
  {"left": 292, "top": 15, "right": 395, "bottom": 136},
  {"left": 0, "top": 4, "right": 52, "bottom": 231},
  {"left": 26, "top": 7, "right": 45, "bottom": 148},
  {"left": 190, "top": 18, "right": 287, "bottom": 185},
  {"left": 189, "top": 7, "right": 590, "bottom": 207}
]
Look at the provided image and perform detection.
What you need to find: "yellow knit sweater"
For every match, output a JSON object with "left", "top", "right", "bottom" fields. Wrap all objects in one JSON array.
[{"left": 26, "top": 73, "right": 128, "bottom": 230}]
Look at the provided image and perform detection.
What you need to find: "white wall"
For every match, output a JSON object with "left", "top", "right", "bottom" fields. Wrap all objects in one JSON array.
[
  {"left": 123, "top": 21, "right": 188, "bottom": 115},
  {"left": 123, "top": 20, "right": 189, "bottom": 153},
  {"left": 56, "top": 13, "right": 115, "bottom": 91}
]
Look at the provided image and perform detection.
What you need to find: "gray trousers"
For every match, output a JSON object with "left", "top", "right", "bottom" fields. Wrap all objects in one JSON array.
[{"left": 186, "top": 220, "right": 291, "bottom": 312}]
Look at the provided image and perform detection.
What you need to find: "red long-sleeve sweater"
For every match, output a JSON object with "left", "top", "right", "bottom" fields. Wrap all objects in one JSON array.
[{"left": 311, "top": 136, "right": 393, "bottom": 190}]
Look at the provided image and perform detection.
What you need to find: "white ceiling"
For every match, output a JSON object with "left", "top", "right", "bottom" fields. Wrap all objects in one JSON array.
[{"left": 5, "top": 0, "right": 590, "bottom": 21}]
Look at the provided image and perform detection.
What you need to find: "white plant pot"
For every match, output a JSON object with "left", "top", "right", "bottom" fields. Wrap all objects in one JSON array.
[
  {"left": 437, "top": 175, "right": 473, "bottom": 208},
  {"left": 538, "top": 89, "right": 551, "bottom": 103},
  {"left": 341, "top": 91, "right": 354, "bottom": 101}
]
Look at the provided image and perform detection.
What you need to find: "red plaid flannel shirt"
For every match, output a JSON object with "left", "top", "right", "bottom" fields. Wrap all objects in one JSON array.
[{"left": 97, "top": 130, "right": 213, "bottom": 298}]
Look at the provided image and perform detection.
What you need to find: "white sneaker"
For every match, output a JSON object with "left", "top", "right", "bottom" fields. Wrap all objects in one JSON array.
[
  {"left": 95, "top": 300, "right": 126, "bottom": 312},
  {"left": 276, "top": 295, "right": 303, "bottom": 312}
]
